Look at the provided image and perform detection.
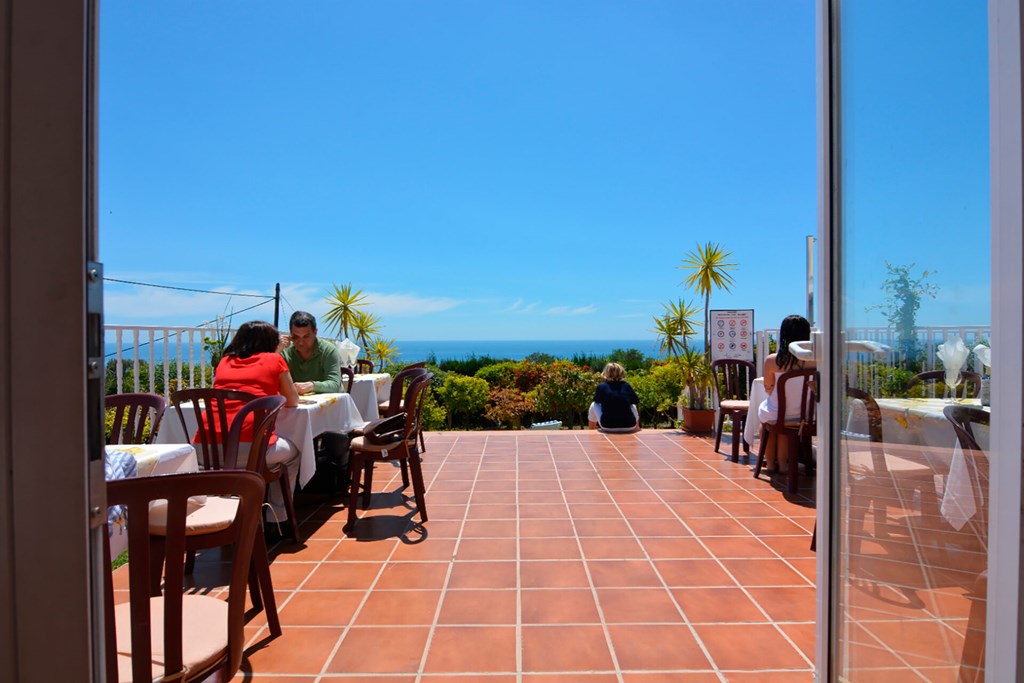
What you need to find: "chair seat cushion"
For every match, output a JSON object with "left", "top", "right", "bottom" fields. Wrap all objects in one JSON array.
[
  {"left": 720, "top": 400, "right": 749, "bottom": 411},
  {"left": 115, "top": 594, "right": 228, "bottom": 682},
  {"left": 149, "top": 495, "right": 240, "bottom": 536}
]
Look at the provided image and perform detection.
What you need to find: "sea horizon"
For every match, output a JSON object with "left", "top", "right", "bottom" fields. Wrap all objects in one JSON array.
[{"left": 104, "top": 338, "right": 669, "bottom": 364}]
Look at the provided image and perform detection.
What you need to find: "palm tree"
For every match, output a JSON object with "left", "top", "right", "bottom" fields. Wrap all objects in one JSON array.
[
  {"left": 678, "top": 242, "right": 737, "bottom": 358},
  {"left": 367, "top": 337, "right": 399, "bottom": 371},
  {"left": 652, "top": 316, "right": 683, "bottom": 359},
  {"left": 662, "top": 298, "right": 701, "bottom": 351},
  {"left": 351, "top": 310, "right": 383, "bottom": 350},
  {"left": 322, "top": 283, "right": 367, "bottom": 339}
]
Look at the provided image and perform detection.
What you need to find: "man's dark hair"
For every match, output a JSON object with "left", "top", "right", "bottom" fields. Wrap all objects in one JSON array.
[
  {"left": 223, "top": 321, "right": 280, "bottom": 359},
  {"left": 289, "top": 311, "right": 317, "bottom": 330}
]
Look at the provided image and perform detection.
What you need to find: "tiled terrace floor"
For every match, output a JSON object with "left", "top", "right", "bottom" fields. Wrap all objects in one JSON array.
[{"left": 123, "top": 429, "right": 819, "bottom": 681}]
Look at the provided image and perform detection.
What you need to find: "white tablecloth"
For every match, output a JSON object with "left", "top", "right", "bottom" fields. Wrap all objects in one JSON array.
[
  {"left": 104, "top": 443, "right": 199, "bottom": 558},
  {"left": 156, "top": 393, "right": 366, "bottom": 488},
  {"left": 349, "top": 373, "right": 392, "bottom": 421},
  {"left": 742, "top": 378, "right": 767, "bottom": 446}
]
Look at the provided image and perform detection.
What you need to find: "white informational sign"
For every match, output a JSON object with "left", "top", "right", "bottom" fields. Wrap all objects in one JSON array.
[{"left": 710, "top": 309, "right": 754, "bottom": 362}]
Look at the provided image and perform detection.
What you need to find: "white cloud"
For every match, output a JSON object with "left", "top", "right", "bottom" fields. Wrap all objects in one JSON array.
[
  {"left": 544, "top": 304, "right": 597, "bottom": 316},
  {"left": 363, "top": 291, "right": 464, "bottom": 316}
]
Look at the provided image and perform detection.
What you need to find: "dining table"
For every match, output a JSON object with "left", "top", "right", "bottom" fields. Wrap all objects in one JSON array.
[
  {"left": 155, "top": 392, "right": 367, "bottom": 489},
  {"left": 349, "top": 373, "right": 393, "bottom": 421},
  {"left": 104, "top": 442, "right": 199, "bottom": 559},
  {"left": 742, "top": 377, "right": 768, "bottom": 448}
]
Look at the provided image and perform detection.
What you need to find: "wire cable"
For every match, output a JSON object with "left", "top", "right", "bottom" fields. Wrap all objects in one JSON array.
[{"left": 104, "top": 277, "right": 268, "bottom": 298}]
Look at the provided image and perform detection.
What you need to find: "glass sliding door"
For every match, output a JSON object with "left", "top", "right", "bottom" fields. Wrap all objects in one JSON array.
[{"left": 831, "top": 1, "right": 991, "bottom": 680}]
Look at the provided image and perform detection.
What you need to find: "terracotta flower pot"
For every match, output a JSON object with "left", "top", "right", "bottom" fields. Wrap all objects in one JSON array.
[{"left": 681, "top": 407, "right": 716, "bottom": 434}]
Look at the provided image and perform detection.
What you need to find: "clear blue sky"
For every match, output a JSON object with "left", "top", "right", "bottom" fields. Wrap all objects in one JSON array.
[{"left": 98, "top": 1, "right": 989, "bottom": 342}]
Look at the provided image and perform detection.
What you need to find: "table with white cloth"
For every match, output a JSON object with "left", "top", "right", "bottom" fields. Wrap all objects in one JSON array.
[
  {"left": 349, "top": 373, "right": 393, "bottom": 421},
  {"left": 845, "top": 397, "right": 989, "bottom": 529},
  {"left": 104, "top": 443, "right": 199, "bottom": 559},
  {"left": 742, "top": 378, "right": 768, "bottom": 447},
  {"left": 155, "top": 392, "right": 366, "bottom": 489}
]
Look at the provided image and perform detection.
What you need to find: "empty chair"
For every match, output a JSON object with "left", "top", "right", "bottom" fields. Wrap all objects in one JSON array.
[
  {"left": 339, "top": 365, "right": 355, "bottom": 393},
  {"left": 106, "top": 392, "right": 167, "bottom": 445},
  {"left": 355, "top": 358, "right": 374, "bottom": 374},
  {"left": 710, "top": 359, "right": 755, "bottom": 462},
  {"left": 346, "top": 373, "right": 433, "bottom": 533},
  {"left": 105, "top": 469, "right": 265, "bottom": 683},
  {"left": 378, "top": 365, "right": 430, "bottom": 417},
  {"left": 754, "top": 368, "right": 816, "bottom": 494},
  {"left": 908, "top": 369, "right": 981, "bottom": 398}
]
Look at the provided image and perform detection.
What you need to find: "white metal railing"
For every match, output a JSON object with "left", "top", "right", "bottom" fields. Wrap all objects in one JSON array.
[{"left": 106, "top": 325, "right": 221, "bottom": 396}]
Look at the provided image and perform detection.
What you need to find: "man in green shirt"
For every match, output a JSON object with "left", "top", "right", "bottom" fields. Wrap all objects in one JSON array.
[{"left": 280, "top": 311, "right": 342, "bottom": 394}]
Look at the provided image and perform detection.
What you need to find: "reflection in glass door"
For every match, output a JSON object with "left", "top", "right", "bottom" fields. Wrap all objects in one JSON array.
[{"left": 832, "top": 1, "right": 990, "bottom": 680}]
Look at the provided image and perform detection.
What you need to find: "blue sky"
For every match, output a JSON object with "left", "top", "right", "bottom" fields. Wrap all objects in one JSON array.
[{"left": 98, "top": 1, "right": 988, "bottom": 342}]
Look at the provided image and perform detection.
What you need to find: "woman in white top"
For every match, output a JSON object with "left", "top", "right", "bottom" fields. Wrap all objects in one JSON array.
[{"left": 758, "top": 314, "right": 815, "bottom": 473}]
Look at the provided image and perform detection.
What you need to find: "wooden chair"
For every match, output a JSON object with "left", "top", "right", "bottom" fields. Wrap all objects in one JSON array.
[
  {"left": 105, "top": 469, "right": 265, "bottom": 683},
  {"left": 355, "top": 358, "right": 374, "bottom": 374},
  {"left": 170, "top": 388, "right": 257, "bottom": 471},
  {"left": 710, "top": 359, "right": 755, "bottom": 462},
  {"left": 844, "top": 386, "right": 938, "bottom": 555},
  {"left": 106, "top": 392, "right": 167, "bottom": 445},
  {"left": 339, "top": 365, "right": 355, "bottom": 393},
  {"left": 346, "top": 373, "right": 432, "bottom": 533},
  {"left": 908, "top": 369, "right": 981, "bottom": 398},
  {"left": 377, "top": 363, "right": 429, "bottom": 416},
  {"left": 943, "top": 404, "right": 990, "bottom": 547},
  {"left": 754, "top": 368, "right": 816, "bottom": 494}
]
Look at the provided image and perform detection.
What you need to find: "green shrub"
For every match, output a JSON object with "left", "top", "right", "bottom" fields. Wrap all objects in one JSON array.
[
  {"left": 631, "top": 362, "right": 685, "bottom": 427},
  {"left": 474, "top": 361, "right": 518, "bottom": 389},
  {"left": 436, "top": 375, "right": 490, "bottom": 429},
  {"left": 533, "top": 361, "right": 598, "bottom": 428},
  {"left": 418, "top": 388, "right": 447, "bottom": 431},
  {"left": 438, "top": 355, "right": 510, "bottom": 376},
  {"left": 105, "top": 407, "right": 153, "bottom": 443},
  {"left": 511, "top": 360, "right": 547, "bottom": 393}
]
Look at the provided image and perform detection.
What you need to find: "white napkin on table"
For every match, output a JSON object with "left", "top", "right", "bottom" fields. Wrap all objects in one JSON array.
[
  {"left": 936, "top": 335, "right": 969, "bottom": 391},
  {"left": 336, "top": 338, "right": 361, "bottom": 367},
  {"left": 973, "top": 343, "right": 991, "bottom": 371}
]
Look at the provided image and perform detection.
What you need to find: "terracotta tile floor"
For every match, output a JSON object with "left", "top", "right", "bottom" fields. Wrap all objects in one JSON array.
[{"left": 121, "top": 429, "right": 818, "bottom": 681}]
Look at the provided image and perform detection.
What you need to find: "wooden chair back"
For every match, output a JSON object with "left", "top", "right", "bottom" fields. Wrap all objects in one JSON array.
[
  {"left": 355, "top": 358, "right": 374, "bottom": 374},
  {"left": 943, "top": 404, "right": 991, "bottom": 535},
  {"left": 106, "top": 392, "right": 167, "bottom": 445},
  {"left": 710, "top": 359, "right": 755, "bottom": 403},
  {"left": 104, "top": 470, "right": 264, "bottom": 682},
  {"left": 383, "top": 367, "right": 431, "bottom": 418},
  {"left": 339, "top": 366, "right": 355, "bottom": 393},
  {"left": 170, "top": 388, "right": 256, "bottom": 471},
  {"left": 909, "top": 369, "right": 981, "bottom": 398},
  {"left": 225, "top": 394, "right": 287, "bottom": 473}
]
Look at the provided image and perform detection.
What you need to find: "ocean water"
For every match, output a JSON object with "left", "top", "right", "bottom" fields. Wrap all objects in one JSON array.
[{"left": 104, "top": 339, "right": 666, "bottom": 364}]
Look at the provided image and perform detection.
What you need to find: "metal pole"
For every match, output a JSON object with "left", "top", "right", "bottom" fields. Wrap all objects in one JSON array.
[
  {"left": 274, "top": 282, "right": 281, "bottom": 328},
  {"left": 806, "top": 235, "right": 816, "bottom": 326}
]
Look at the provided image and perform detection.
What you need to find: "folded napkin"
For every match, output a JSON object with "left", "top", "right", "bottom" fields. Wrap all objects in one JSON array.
[
  {"left": 973, "top": 343, "right": 991, "bottom": 371},
  {"left": 937, "top": 334, "right": 969, "bottom": 390},
  {"left": 337, "top": 338, "right": 361, "bottom": 366}
]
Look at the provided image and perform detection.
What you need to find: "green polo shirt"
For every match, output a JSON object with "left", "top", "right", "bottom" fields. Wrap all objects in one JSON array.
[{"left": 281, "top": 337, "right": 342, "bottom": 393}]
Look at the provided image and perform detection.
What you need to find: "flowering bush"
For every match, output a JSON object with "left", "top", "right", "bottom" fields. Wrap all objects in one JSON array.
[
  {"left": 533, "top": 361, "right": 599, "bottom": 428},
  {"left": 485, "top": 387, "right": 535, "bottom": 429}
]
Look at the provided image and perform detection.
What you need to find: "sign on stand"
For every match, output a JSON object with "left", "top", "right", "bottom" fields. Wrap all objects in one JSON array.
[{"left": 709, "top": 309, "right": 754, "bottom": 362}]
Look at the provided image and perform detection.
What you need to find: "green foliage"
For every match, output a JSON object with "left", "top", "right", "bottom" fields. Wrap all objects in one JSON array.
[
  {"left": 533, "top": 361, "right": 599, "bottom": 428},
  {"left": 609, "top": 348, "right": 653, "bottom": 373},
  {"left": 105, "top": 358, "right": 213, "bottom": 396},
  {"left": 112, "top": 550, "right": 129, "bottom": 570},
  {"left": 438, "top": 355, "right": 510, "bottom": 376},
  {"left": 474, "top": 361, "right": 519, "bottom": 389},
  {"left": 436, "top": 375, "right": 490, "bottom": 429},
  {"left": 105, "top": 407, "right": 152, "bottom": 442},
  {"left": 485, "top": 387, "right": 535, "bottom": 429},
  {"left": 322, "top": 283, "right": 368, "bottom": 339},
  {"left": 511, "top": 361, "right": 547, "bottom": 392},
  {"left": 865, "top": 261, "right": 939, "bottom": 358},
  {"left": 677, "top": 348, "right": 713, "bottom": 409},
  {"left": 678, "top": 242, "right": 738, "bottom": 356},
  {"left": 418, "top": 388, "right": 447, "bottom": 431},
  {"left": 524, "top": 351, "right": 556, "bottom": 365},
  {"left": 631, "top": 362, "right": 685, "bottom": 426}
]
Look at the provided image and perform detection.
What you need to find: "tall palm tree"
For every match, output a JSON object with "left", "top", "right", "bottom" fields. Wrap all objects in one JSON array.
[
  {"left": 678, "top": 242, "right": 737, "bottom": 358},
  {"left": 662, "top": 298, "right": 701, "bottom": 351},
  {"left": 322, "top": 283, "right": 367, "bottom": 339},
  {"left": 652, "top": 315, "right": 684, "bottom": 359},
  {"left": 351, "top": 310, "right": 383, "bottom": 350},
  {"left": 367, "top": 337, "right": 399, "bottom": 371}
]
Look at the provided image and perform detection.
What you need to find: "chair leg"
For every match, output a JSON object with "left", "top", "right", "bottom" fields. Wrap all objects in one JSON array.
[
  {"left": 730, "top": 413, "right": 741, "bottom": 463},
  {"left": 276, "top": 463, "right": 300, "bottom": 541},
  {"left": 408, "top": 454, "right": 429, "bottom": 523},
  {"left": 250, "top": 530, "right": 281, "bottom": 637},
  {"left": 345, "top": 453, "right": 363, "bottom": 532},
  {"left": 753, "top": 425, "right": 768, "bottom": 478},
  {"left": 713, "top": 412, "right": 725, "bottom": 454},
  {"left": 362, "top": 461, "right": 374, "bottom": 509}
]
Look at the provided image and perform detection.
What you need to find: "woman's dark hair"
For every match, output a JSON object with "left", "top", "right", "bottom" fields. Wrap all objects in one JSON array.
[
  {"left": 776, "top": 314, "right": 811, "bottom": 371},
  {"left": 223, "top": 321, "right": 280, "bottom": 360}
]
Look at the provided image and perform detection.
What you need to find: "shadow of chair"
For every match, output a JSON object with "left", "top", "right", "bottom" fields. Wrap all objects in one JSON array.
[
  {"left": 346, "top": 373, "right": 433, "bottom": 534},
  {"left": 908, "top": 369, "right": 981, "bottom": 398},
  {"left": 754, "top": 368, "right": 816, "bottom": 494},
  {"left": 105, "top": 469, "right": 265, "bottom": 682},
  {"left": 106, "top": 392, "right": 167, "bottom": 445},
  {"left": 711, "top": 359, "right": 755, "bottom": 462}
]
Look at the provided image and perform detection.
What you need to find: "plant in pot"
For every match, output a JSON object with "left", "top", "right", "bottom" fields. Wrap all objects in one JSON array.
[{"left": 677, "top": 347, "right": 715, "bottom": 433}]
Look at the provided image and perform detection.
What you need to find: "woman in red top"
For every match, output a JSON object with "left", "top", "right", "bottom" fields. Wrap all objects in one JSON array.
[{"left": 214, "top": 320, "right": 300, "bottom": 524}]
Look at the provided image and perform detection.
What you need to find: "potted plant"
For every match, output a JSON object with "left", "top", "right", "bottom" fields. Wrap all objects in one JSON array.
[{"left": 677, "top": 348, "right": 715, "bottom": 433}]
